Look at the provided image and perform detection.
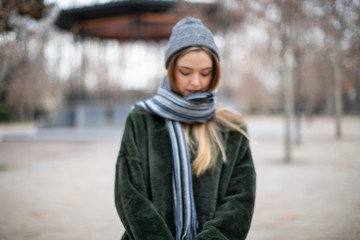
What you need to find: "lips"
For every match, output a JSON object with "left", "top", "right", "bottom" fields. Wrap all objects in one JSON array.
[{"left": 187, "top": 89, "right": 201, "bottom": 94}]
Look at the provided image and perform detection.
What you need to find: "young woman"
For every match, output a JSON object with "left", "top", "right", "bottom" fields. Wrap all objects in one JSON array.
[{"left": 115, "top": 17, "right": 256, "bottom": 240}]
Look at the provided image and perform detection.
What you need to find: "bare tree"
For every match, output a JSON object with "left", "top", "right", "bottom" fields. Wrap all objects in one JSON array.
[
  {"left": 0, "top": 1, "right": 61, "bottom": 121},
  {"left": 310, "top": 0, "right": 360, "bottom": 138}
]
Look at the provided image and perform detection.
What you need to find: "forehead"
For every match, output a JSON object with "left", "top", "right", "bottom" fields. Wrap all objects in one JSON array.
[{"left": 176, "top": 50, "right": 213, "bottom": 68}]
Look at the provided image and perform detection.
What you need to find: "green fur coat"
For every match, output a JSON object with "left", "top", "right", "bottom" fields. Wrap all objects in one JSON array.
[{"left": 114, "top": 107, "right": 256, "bottom": 240}]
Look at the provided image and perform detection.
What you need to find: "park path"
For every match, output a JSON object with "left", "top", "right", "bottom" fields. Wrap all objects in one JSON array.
[{"left": 0, "top": 116, "right": 359, "bottom": 240}]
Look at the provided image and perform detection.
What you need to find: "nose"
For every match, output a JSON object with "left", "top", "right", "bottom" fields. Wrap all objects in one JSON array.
[{"left": 190, "top": 74, "right": 201, "bottom": 86}]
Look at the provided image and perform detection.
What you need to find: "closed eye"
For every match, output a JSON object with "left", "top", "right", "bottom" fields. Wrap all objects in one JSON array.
[
  {"left": 180, "top": 70, "right": 191, "bottom": 76},
  {"left": 201, "top": 71, "right": 212, "bottom": 77}
]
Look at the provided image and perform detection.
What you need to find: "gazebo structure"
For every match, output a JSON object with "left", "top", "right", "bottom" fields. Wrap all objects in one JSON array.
[
  {"left": 52, "top": 0, "right": 238, "bottom": 127},
  {"left": 54, "top": 0, "right": 225, "bottom": 41}
]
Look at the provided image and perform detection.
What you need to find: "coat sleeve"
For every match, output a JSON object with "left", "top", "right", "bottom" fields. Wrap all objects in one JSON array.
[
  {"left": 196, "top": 136, "right": 256, "bottom": 240},
  {"left": 114, "top": 112, "right": 174, "bottom": 240}
]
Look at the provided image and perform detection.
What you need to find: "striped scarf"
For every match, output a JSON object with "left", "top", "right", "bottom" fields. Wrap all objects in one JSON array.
[{"left": 136, "top": 77, "right": 216, "bottom": 240}]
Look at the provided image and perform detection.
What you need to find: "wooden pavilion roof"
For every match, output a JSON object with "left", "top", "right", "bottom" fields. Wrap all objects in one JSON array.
[{"left": 54, "top": 0, "right": 220, "bottom": 41}]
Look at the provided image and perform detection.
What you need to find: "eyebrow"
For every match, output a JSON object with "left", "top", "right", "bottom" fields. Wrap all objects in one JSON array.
[{"left": 178, "top": 66, "right": 213, "bottom": 70}]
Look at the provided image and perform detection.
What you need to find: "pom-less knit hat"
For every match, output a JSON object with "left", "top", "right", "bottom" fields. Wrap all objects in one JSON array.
[{"left": 164, "top": 17, "right": 220, "bottom": 68}]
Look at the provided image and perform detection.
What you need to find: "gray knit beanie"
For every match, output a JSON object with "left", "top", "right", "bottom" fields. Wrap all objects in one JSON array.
[{"left": 164, "top": 17, "right": 220, "bottom": 68}]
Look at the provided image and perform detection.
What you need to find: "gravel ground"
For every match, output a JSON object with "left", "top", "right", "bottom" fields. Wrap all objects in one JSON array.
[{"left": 0, "top": 116, "right": 359, "bottom": 240}]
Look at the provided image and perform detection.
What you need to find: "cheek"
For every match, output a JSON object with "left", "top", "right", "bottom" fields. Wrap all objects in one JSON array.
[
  {"left": 203, "top": 76, "right": 213, "bottom": 88},
  {"left": 174, "top": 73, "right": 186, "bottom": 88}
]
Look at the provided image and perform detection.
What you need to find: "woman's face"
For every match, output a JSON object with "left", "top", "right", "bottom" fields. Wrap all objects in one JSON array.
[{"left": 174, "top": 50, "right": 213, "bottom": 97}]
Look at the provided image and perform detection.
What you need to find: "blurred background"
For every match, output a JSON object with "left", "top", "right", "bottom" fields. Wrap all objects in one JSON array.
[{"left": 0, "top": 0, "right": 359, "bottom": 239}]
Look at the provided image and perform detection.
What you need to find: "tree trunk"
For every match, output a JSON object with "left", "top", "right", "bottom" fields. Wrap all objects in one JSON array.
[
  {"left": 283, "top": 55, "right": 293, "bottom": 162},
  {"left": 333, "top": 35, "right": 342, "bottom": 139},
  {"left": 279, "top": 3, "right": 293, "bottom": 162}
]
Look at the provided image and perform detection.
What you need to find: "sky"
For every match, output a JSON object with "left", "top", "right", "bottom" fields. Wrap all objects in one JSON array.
[
  {"left": 45, "top": 0, "right": 216, "bottom": 9},
  {"left": 45, "top": 0, "right": 112, "bottom": 9}
]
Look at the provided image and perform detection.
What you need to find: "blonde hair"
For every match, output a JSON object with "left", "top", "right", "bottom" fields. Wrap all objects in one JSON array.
[{"left": 167, "top": 47, "right": 248, "bottom": 176}]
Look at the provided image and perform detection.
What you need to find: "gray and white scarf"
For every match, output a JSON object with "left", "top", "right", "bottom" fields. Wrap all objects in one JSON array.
[{"left": 136, "top": 77, "right": 216, "bottom": 240}]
